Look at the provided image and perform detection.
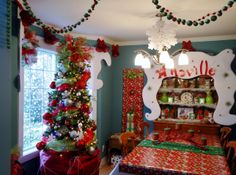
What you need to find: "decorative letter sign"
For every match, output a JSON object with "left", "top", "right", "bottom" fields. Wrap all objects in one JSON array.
[{"left": 143, "top": 49, "right": 236, "bottom": 125}]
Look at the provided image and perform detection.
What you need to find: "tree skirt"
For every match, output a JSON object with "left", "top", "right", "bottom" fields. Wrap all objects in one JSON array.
[{"left": 39, "top": 149, "right": 100, "bottom": 175}]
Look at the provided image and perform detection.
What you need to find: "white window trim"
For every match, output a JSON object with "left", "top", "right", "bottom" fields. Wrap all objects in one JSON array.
[{"left": 18, "top": 23, "right": 58, "bottom": 163}]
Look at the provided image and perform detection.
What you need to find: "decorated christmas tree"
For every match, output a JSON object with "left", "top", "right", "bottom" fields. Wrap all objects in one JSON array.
[{"left": 36, "top": 35, "right": 97, "bottom": 154}]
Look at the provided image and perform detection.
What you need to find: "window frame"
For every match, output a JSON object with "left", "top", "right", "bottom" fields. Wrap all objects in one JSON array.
[{"left": 18, "top": 36, "right": 58, "bottom": 163}]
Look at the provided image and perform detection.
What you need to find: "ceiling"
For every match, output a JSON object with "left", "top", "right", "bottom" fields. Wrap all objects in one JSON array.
[{"left": 27, "top": 0, "right": 236, "bottom": 44}]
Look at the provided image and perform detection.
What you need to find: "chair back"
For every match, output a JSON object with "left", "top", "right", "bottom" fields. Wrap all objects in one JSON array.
[
  {"left": 120, "top": 132, "right": 136, "bottom": 156},
  {"left": 220, "top": 127, "right": 232, "bottom": 149},
  {"left": 226, "top": 141, "right": 236, "bottom": 174},
  {"left": 137, "top": 122, "right": 150, "bottom": 139}
]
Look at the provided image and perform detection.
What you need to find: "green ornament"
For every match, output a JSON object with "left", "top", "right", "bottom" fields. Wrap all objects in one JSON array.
[
  {"left": 217, "top": 11, "right": 222, "bottom": 16},
  {"left": 84, "top": 13, "right": 90, "bottom": 18},
  {"left": 162, "top": 12, "right": 167, "bottom": 16},
  {"left": 205, "top": 19, "right": 210, "bottom": 24},
  {"left": 177, "top": 18, "right": 182, "bottom": 24},
  {"left": 167, "top": 14, "right": 173, "bottom": 20},
  {"left": 199, "top": 21, "right": 204, "bottom": 25},
  {"left": 160, "top": 7, "right": 165, "bottom": 13},
  {"left": 211, "top": 15, "right": 217, "bottom": 21},
  {"left": 182, "top": 19, "right": 186, "bottom": 25},
  {"left": 156, "top": 5, "right": 161, "bottom": 9},
  {"left": 152, "top": 0, "right": 159, "bottom": 5},
  {"left": 193, "top": 21, "right": 198, "bottom": 26},
  {"left": 187, "top": 20, "right": 193, "bottom": 26},
  {"left": 222, "top": 6, "right": 228, "bottom": 11},
  {"left": 228, "top": 1, "right": 234, "bottom": 7}
]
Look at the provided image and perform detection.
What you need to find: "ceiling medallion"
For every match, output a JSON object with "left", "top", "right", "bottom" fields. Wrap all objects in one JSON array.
[{"left": 152, "top": 0, "right": 235, "bottom": 26}]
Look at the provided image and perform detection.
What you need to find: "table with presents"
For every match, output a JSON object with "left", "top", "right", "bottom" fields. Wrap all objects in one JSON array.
[{"left": 119, "top": 130, "right": 230, "bottom": 175}]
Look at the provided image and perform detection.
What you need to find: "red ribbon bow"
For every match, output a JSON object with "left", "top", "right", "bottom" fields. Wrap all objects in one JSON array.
[
  {"left": 182, "top": 40, "right": 195, "bottom": 51},
  {"left": 96, "top": 38, "right": 109, "bottom": 52},
  {"left": 112, "top": 44, "right": 119, "bottom": 57}
]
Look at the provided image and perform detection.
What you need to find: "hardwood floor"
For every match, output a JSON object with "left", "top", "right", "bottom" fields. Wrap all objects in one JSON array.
[{"left": 99, "top": 163, "right": 115, "bottom": 175}]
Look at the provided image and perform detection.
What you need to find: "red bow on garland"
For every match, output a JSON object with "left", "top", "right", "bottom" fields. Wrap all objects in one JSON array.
[
  {"left": 96, "top": 38, "right": 109, "bottom": 52},
  {"left": 182, "top": 40, "right": 195, "bottom": 51},
  {"left": 112, "top": 44, "right": 119, "bottom": 57},
  {"left": 43, "top": 28, "right": 59, "bottom": 45},
  {"left": 19, "top": 10, "right": 36, "bottom": 27}
]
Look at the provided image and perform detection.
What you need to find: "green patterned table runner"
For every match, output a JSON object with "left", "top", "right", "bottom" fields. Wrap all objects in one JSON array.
[{"left": 139, "top": 140, "right": 225, "bottom": 156}]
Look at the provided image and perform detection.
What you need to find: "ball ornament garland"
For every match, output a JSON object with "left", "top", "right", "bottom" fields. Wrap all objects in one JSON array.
[
  {"left": 152, "top": 0, "right": 235, "bottom": 26},
  {"left": 19, "top": 0, "right": 101, "bottom": 34}
]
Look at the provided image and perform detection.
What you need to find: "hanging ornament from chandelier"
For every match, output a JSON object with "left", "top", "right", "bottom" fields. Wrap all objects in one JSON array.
[{"left": 146, "top": 14, "right": 177, "bottom": 52}]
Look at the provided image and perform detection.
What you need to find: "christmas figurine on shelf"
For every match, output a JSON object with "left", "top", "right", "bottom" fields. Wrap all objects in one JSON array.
[{"left": 36, "top": 35, "right": 98, "bottom": 155}]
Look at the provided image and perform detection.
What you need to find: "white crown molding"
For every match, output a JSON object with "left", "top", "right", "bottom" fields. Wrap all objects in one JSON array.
[
  {"left": 177, "top": 35, "right": 236, "bottom": 43},
  {"left": 115, "top": 35, "right": 236, "bottom": 46},
  {"left": 70, "top": 32, "right": 116, "bottom": 45}
]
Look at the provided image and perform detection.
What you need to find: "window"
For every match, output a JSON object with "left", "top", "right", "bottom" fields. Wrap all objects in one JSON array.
[{"left": 19, "top": 48, "right": 57, "bottom": 160}]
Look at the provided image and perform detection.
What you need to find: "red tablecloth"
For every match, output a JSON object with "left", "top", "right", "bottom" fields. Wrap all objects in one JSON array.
[
  {"left": 120, "top": 131, "right": 230, "bottom": 175},
  {"left": 40, "top": 149, "right": 100, "bottom": 175}
]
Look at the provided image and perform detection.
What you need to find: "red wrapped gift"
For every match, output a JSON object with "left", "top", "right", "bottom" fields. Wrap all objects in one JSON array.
[{"left": 40, "top": 149, "right": 100, "bottom": 175}]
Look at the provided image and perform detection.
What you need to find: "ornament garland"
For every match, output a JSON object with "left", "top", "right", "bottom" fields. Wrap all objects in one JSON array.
[
  {"left": 152, "top": 0, "right": 236, "bottom": 26},
  {"left": 18, "top": 0, "right": 101, "bottom": 34}
]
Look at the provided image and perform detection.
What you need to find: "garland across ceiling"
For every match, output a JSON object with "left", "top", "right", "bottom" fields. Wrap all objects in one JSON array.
[
  {"left": 17, "top": 0, "right": 101, "bottom": 34},
  {"left": 152, "top": 0, "right": 235, "bottom": 26}
]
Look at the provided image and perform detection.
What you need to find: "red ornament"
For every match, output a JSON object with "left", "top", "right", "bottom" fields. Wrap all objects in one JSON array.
[
  {"left": 76, "top": 140, "right": 85, "bottom": 149},
  {"left": 36, "top": 141, "right": 46, "bottom": 150},
  {"left": 112, "top": 44, "right": 119, "bottom": 57},
  {"left": 50, "top": 81, "right": 56, "bottom": 89},
  {"left": 80, "top": 104, "right": 90, "bottom": 113},
  {"left": 75, "top": 80, "right": 86, "bottom": 89},
  {"left": 182, "top": 40, "right": 195, "bottom": 51},
  {"left": 49, "top": 99, "right": 58, "bottom": 106},
  {"left": 57, "top": 83, "right": 70, "bottom": 91},
  {"left": 83, "top": 129, "right": 94, "bottom": 144},
  {"left": 96, "top": 38, "right": 109, "bottom": 52},
  {"left": 51, "top": 109, "right": 59, "bottom": 117},
  {"left": 81, "top": 71, "right": 91, "bottom": 82},
  {"left": 43, "top": 112, "right": 52, "bottom": 120}
]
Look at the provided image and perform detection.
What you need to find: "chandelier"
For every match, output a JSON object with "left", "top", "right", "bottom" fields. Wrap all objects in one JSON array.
[{"left": 135, "top": 13, "right": 189, "bottom": 69}]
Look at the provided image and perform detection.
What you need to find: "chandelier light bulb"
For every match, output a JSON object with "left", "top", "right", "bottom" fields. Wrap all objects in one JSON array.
[
  {"left": 135, "top": 53, "right": 145, "bottom": 66},
  {"left": 178, "top": 52, "right": 189, "bottom": 65},
  {"left": 159, "top": 50, "right": 170, "bottom": 64}
]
